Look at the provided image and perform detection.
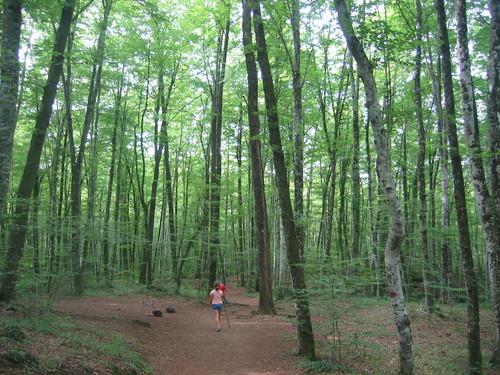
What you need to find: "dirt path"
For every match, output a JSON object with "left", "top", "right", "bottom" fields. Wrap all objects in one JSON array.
[{"left": 54, "top": 283, "right": 305, "bottom": 375}]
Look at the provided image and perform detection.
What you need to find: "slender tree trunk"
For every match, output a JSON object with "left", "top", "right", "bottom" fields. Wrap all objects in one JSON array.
[
  {"left": 427, "top": 51, "right": 453, "bottom": 303},
  {"left": 137, "top": 54, "right": 151, "bottom": 285},
  {"left": 415, "top": 0, "right": 434, "bottom": 313},
  {"left": 488, "top": 0, "right": 500, "bottom": 364},
  {"left": 66, "top": 0, "right": 110, "bottom": 295},
  {"left": 0, "top": 0, "right": 75, "bottom": 302},
  {"left": 319, "top": 50, "right": 347, "bottom": 258},
  {"left": 208, "top": 14, "right": 230, "bottom": 288},
  {"left": 32, "top": 175, "right": 41, "bottom": 276},
  {"left": 366, "top": 120, "right": 381, "bottom": 296},
  {"left": 143, "top": 83, "right": 166, "bottom": 287},
  {"left": 334, "top": 1, "right": 413, "bottom": 373},
  {"left": 435, "top": 0, "right": 483, "bottom": 372},
  {"left": 242, "top": 0, "right": 275, "bottom": 315},
  {"left": 349, "top": 58, "right": 361, "bottom": 271},
  {"left": 236, "top": 115, "right": 246, "bottom": 287},
  {"left": 46, "top": 118, "right": 65, "bottom": 293},
  {"left": 489, "top": 0, "right": 500, "bottom": 214},
  {"left": 291, "top": 0, "right": 305, "bottom": 257},
  {"left": 159, "top": 60, "right": 180, "bottom": 290},
  {"left": 103, "top": 73, "right": 122, "bottom": 288},
  {"left": 455, "top": 0, "right": 500, "bottom": 365},
  {"left": 0, "top": 0, "right": 22, "bottom": 223},
  {"left": 252, "top": 0, "right": 315, "bottom": 359},
  {"left": 337, "top": 156, "right": 348, "bottom": 260}
]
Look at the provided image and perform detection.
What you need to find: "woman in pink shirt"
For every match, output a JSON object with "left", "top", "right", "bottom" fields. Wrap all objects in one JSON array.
[{"left": 209, "top": 281, "right": 224, "bottom": 332}]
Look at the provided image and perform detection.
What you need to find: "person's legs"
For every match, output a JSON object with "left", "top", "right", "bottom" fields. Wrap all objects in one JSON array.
[{"left": 214, "top": 309, "right": 221, "bottom": 330}]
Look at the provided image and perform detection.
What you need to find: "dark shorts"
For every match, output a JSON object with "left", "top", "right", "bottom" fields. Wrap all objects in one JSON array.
[{"left": 211, "top": 304, "right": 223, "bottom": 311}]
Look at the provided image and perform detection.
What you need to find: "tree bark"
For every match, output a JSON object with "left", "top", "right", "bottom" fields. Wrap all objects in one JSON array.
[
  {"left": 290, "top": 0, "right": 305, "bottom": 257},
  {"left": 103, "top": 65, "right": 123, "bottom": 288},
  {"left": 489, "top": 0, "right": 500, "bottom": 214},
  {"left": 349, "top": 58, "right": 361, "bottom": 271},
  {"left": 435, "top": 0, "right": 483, "bottom": 372},
  {"left": 415, "top": 0, "right": 434, "bottom": 313},
  {"left": 159, "top": 59, "right": 180, "bottom": 290},
  {"left": 455, "top": 0, "right": 500, "bottom": 365},
  {"left": 236, "top": 114, "right": 246, "bottom": 287},
  {"left": 242, "top": 0, "right": 276, "bottom": 315},
  {"left": 334, "top": 0, "right": 414, "bottom": 373},
  {"left": 0, "top": 0, "right": 22, "bottom": 223},
  {"left": 488, "top": 0, "right": 500, "bottom": 364},
  {"left": 0, "top": 0, "right": 75, "bottom": 302},
  {"left": 208, "top": 13, "right": 230, "bottom": 288},
  {"left": 252, "top": 0, "right": 315, "bottom": 359}
]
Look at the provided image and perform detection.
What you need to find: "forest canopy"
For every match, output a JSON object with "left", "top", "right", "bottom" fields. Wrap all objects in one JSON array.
[{"left": 0, "top": 0, "right": 499, "bottom": 373}]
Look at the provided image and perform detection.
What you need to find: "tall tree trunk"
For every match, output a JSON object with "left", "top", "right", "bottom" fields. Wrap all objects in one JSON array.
[
  {"left": 349, "top": 58, "right": 361, "bottom": 272},
  {"left": 103, "top": 72, "right": 123, "bottom": 288},
  {"left": 489, "top": 0, "right": 500, "bottom": 214},
  {"left": 366, "top": 120, "right": 381, "bottom": 296},
  {"left": 435, "top": 0, "right": 483, "bottom": 372},
  {"left": 0, "top": 0, "right": 75, "bottom": 302},
  {"left": 0, "top": 0, "right": 22, "bottom": 223},
  {"left": 137, "top": 53, "right": 151, "bottom": 285},
  {"left": 334, "top": 1, "right": 414, "bottom": 373},
  {"left": 66, "top": 0, "right": 111, "bottom": 295},
  {"left": 159, "top": 59, "right": 180, "bottom": 291},
  {"left": 488, "top": 0, "right": 500, "bottom": 364},
  {"left": 252, "top": 0, "right": 315, "bottom": 359},
  {"left": 427, "top": 51, "right": 453, "bottom": 303},
  {"left": 455, "top": 0, "right": 500, "bottom": 365},
  {"left": 208, "top": 14, "right": 230, "bottom": 288},
  {"left": 46, "top": 118, "right": 66, "bottom": 293},
  {"left": 415, "top": 0, "right": 434, "bottom": 313},
  {"left": 32, "top": 174, "right": 41, "bottom": 276},
  {"left": 242, "top": 0, "right": 276, "bottom": 315},
  {"left": 236, "top": 114, "right": 246, "bottom": 287},
  {"left": 291, "top": 0, "right": 305, "bottom": 257},
  {"left": 143, "top": 79, "right": 166, "bottom": 286}
]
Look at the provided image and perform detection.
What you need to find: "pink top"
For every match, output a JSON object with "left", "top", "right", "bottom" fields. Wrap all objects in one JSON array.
[{"left": 210, "top": 289, "right": 224, "bottom": 305}]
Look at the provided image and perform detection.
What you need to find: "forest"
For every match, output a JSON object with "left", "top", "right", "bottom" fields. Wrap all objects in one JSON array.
[{"left": 0, "top": 0, "right": 499, "bottom": 374}]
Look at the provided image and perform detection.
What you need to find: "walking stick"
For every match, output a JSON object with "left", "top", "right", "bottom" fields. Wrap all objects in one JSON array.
[{"left": 224, "top": 307, "right": 230, "bottom": 328}]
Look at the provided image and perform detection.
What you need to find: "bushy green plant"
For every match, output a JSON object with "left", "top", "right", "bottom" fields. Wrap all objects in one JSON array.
[
  {"left": 0, "top": 348, "right": 38, "bottom": 368},
  {"left": 300, "top": 360, "right": 335, "bottom": 374},
  {"left": 2, "top": 324, "right": 26, "bottom": 342}
]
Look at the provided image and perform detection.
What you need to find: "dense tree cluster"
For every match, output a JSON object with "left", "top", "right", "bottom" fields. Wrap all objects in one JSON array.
[{"left": 0, "top": 0, "right": 498, "bottom": 373}]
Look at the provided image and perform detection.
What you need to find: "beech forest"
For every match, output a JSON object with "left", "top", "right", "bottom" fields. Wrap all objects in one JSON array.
[{"left": 0, "top": 0, "right": 499, "bottom": 374}]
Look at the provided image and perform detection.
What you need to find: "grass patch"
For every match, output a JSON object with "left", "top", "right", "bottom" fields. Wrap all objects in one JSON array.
[
  {"left": 309, "top": 296, "right": 497, "bottom": 374},
  {"left": 0, "top": 306, "right": 151, "bottom": 375}
]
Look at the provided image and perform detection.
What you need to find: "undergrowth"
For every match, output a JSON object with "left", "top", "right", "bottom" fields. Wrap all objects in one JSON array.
[{"left": 0, "top": 305, "right": 151, "bottom": 375}]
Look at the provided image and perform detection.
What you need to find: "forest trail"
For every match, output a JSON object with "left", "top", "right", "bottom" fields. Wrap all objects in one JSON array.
[{"left": 53, "top": 281, "right": 304, "bottom": 375}]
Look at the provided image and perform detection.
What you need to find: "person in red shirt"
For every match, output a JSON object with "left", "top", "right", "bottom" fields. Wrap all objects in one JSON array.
[
  {"left": 209, "top": 281, "right": 224, "bottom": 332},
  {"left": 219, "top": 281, "right": 228, "bottom": 303}
]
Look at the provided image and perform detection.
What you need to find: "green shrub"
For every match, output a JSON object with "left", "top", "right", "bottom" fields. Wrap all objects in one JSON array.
[
  {"left": 300, "top": 360, "right": 335, "bottom": 374},
  {"left": 2, "top": 325, "right": 26, "bottom": 342},
  {"left": 0, "top": 348, "right": 38, "bottom": 368}
]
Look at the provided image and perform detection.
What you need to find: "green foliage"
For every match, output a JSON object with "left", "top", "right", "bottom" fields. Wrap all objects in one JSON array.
[
  {"left": 299, "top": 360, "right": 336, "bottom": 374},
  {"left": 0, "top": 311, "right": 151, "bottom": 374},
  {"left": 100, "top": 334, "right": 150, "bottom": 373},
  {"left": 0, "top": 348, "right": 38, "bottom": 368},
  {"left": 1, "top": 325, "right": 27, "bottom": 342},
  {"left": 1, "top": 1, "right": 496, "bottom": 372}
]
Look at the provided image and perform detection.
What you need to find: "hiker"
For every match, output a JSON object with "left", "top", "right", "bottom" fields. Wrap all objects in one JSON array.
[
  {"left": 209, "top": 281, "right": 224, "bottom": 332},
  {"left": 219, "top": 281, "right": 228, "bottom": 303}
]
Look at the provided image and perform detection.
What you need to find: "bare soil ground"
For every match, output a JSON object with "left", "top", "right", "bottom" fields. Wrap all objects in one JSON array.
[
  {"left": 1, "top": 280, "right": 499, "bottom": 375},
  {"left": 51, "top": 282, "right": 303, "bottom": 375}
]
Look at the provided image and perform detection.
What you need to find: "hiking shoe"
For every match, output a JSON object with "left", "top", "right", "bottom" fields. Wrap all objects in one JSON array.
[{"left": 216, "top": 328, "right": 221, "bottom": 332}]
